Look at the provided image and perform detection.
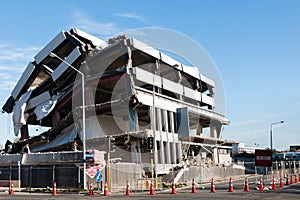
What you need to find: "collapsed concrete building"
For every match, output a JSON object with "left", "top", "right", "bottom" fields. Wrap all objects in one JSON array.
[{"left": 1, "top": 28, "right": 238, "bottom": 188}]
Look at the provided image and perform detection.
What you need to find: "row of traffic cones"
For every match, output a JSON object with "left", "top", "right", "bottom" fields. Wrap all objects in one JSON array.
[{"left": 17, "top": 174, "right": 298, "bottom": 197}]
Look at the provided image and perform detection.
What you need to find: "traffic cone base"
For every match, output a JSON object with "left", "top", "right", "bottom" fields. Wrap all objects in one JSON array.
[
  {"left": 271, "top": 176, "right": 277, "bottom": 190},
  {"left": 149, "top": 180, "right": 155, "bottom": 195},
  {"left": 89, "top": 182, "right": 94, "bottom": 196},
  {"left": 9, "top": 183, "right": 14, "bottom": 195},
  {"left": 210, "top": 178, "right": 216, "bottom": 193},
  {"left": 191, "top": 179, "right": 197, "bottom": 193},
  {"left": 52, "top": 182, "right": 57, "bottom": 196},
  {"left": 295, "top": 175, "right": 299, "bottom": 183},
  {"left": 125, "top": 181, "right": 131, "bottom": 196},
  {"left": 228, "top": 177, "right": 234, "bottom": 192},
  {"left": 259, "top": 176, "right": 264, "bottom": 191},
  {"left": 103, "top": 182, "right": 109, "bottom": 196},
  {"left": 244, "top": 177, "right": 250, "bottom": 192},
  {"left": 171, "top": 180, "right": 176, "bottom": 194},
  {"left": 279, "top": 176, "right": 284, "bottom": 188}
]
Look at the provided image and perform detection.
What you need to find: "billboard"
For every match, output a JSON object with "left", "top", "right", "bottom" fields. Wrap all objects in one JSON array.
[{"left": 255, "top": 149, "right": 272, "bottom": 167}]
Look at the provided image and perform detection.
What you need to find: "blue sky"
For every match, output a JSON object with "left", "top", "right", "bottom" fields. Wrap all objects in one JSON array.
[{"left": 0, "top": 0, "right": 299, "bottom": 150}]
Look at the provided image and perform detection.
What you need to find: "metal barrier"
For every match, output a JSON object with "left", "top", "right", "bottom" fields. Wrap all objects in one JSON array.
[{"left": 136, "top": 178, "right": 162, "bottom": 191}]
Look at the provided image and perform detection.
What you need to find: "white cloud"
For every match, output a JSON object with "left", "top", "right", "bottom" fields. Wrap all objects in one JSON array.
[
  {"left": 0, "top": 43, "right": 39, "bottom": 93},
  {"left": 115, "top": 12, "right": 148, "bottom": 24},
  {"left": 71, "top": 10, "right": 119, "bottom": 37}
]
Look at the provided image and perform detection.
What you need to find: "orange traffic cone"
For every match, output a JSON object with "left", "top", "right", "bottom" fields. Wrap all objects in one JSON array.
[
  {"left": 228, "top": 177, "right": 234, "bottom": 192},
  {"left": 191, "top": 178, "right": 197, "bottom": 193},
  {"left": 290, "top": 175, "right": 293, "bottom": 184},
  {"left": 103, "top": 181, "right": 109, "bottom": 196},
  {"left": 271, "top": 176, "right": 277, "bottom": 190},
  {"left": 171, "top": 180, "right": 176, "bottom": 194},
  {"left": 89, "top": 182, "right": 94, "bottom": 196},
  {"left": 9, "top": 183, "right": 14, "bottom": 195},
  {"left": 210, "top": 178, "right": 216, "bottom": 193},
  {"left": 279, "top": 175, "right": 284, "bottom": 188},
  {"left": 259, "top": 176, "right": 264, "bottom": 191},
  {"left": 149, "top": 180, "right": 155, "bottom": 195},
  {"left": 295, "top": 174, "right": 298, "bottom": 183},
  {"left": 52, "top": 181, "right": 57, "bottom": 196},
  {"left": 244, "top": 177, "right": 250, "bottom": 192},
  {"left": 125, "top": 181, "right": 131, "bottom": 196}
]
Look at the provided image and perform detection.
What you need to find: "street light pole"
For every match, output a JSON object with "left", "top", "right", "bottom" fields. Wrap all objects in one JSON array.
[
  {"left": 270, "top": 121, "right": 284, "bottom": 152},
  {"left": 50, "top": 53, "right": 87, "bottom": 190}
]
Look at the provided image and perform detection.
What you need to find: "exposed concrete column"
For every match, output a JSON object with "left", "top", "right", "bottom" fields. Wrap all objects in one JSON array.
[
  {"left": 149, "top": 106, "right": 158, "bottom": 167},
  {"left": 177, "top": 142, "right": 183, "bottom": 164},
  {"left": 131, "top": 141, "right": 141, "bottom": 163},
  {"left": 210, "top": 120, "right": 222, "bottom": 139},
  {"left": 157, "top": 108, "right": 165, "bottom": 164},
  {"left": 164, "top": 110, "right": 171, "bottom": 164},
  {"left": 170, "top": 112, "right": 177, "bottom": 164},
  {"left": 213, "top": 147, "right": 219, "bottom": 164}
]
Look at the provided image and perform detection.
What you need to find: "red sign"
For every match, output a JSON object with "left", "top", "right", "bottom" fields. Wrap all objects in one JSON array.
[{"left": 255, "top": 150, "right": 272, "bottom": 167}]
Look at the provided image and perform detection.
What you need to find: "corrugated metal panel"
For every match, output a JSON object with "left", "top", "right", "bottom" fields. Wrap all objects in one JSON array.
[
  {"left": 34, "top": 31, "right": 67, "bottom": 64},
  {"left": 11, "top": 62, "right": 35, "bottom": 99}
]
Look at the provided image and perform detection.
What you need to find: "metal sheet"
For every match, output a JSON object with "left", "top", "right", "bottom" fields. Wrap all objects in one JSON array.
[
  {"left": 51, "top": 47, "right": 82, "bottom": 81},
  {"left": 34, "top": 31, "right": 67, "bottom": 64},
  {"left": 27, "top": 91, "right": 51, "bottom": 110}
]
